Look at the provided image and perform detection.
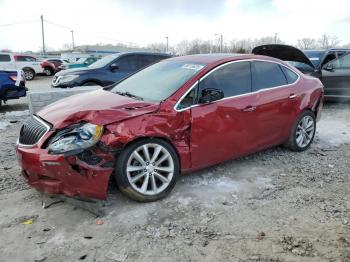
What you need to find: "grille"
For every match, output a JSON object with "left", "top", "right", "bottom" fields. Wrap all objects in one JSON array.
[{"left": 19, "top": 116, "right": 50, "bottom": 146}]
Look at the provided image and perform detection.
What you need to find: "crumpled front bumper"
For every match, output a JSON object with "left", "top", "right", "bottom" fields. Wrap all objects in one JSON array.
[{"left": 16, "top": 144, "right": 114, "bottom": 200}]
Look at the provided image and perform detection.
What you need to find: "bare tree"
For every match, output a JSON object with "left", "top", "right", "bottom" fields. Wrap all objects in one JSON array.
[
  {"left": 317, "top": 34, "right": 340, "bottom": 49},
  {"left": 146, "top": 42, "right": 167, "bottom": 52},
  {"left": 297, "top": 38, "right": 317, "bottom": 50}
]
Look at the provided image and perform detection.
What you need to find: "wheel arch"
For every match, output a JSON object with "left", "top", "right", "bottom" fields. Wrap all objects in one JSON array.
[
  {"left": 22, "top": 67, "right": 35, "bottom": 73},
  {"left": 82, "top": 79, "right": 102, "bottom": 86}
]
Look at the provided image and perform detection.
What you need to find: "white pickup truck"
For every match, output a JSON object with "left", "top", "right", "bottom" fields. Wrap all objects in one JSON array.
[{"left": 0, "top": 53, "right": 45, "bottom": 80}]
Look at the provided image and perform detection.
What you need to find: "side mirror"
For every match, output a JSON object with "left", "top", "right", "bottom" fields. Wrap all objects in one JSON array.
[
  {"left": 324, "top": 63, "right": 333, "bottom": 71},
  {"left": 199, "top": 88, "right": 224, "bottom": 104},
  {"left": 110, "top": 63, "right": 119, "bottom": 71}
]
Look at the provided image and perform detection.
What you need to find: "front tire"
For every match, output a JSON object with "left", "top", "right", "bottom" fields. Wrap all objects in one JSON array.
[
  {"left": 23, "top": 69, "right": 35, "bottom": 80},
  {"left": 115, "top": 139, "right": 180, "bottom": 202},
  {"left": 285, "top": 111, "right": 316, "bottom": 152}
]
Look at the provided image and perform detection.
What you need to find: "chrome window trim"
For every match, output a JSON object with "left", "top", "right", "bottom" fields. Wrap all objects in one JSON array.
[
  {"left": 174, "top": 58, "right": 301, "bottom": 112},
  {"left": 17, "top": 115, "right": 51, "bottom": 148}
]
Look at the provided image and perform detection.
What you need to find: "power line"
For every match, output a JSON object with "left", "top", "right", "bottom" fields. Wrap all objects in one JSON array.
[
  {"left": 43, "top": 19, "right": 138, "bottom": 46},
  {"left": 0, "top": 19, "right": 39, "bottom": 27}
]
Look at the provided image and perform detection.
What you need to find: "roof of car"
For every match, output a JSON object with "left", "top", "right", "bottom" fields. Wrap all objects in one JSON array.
[
  {"left": 108, "top": 52, "right": 171, "bottom": 58},
  {"left": 303, "top": 48, "right": 350, "bottom": 52},
  {"left": 168, "top": 53, "right": 270, "bottom": 64}
]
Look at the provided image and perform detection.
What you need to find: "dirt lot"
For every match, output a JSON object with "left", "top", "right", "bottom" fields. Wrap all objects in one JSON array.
[{"left": 0, "top": 80, "right": 349, "bottom": 261}]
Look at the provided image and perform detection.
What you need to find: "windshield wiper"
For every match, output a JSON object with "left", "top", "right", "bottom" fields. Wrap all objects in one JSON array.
[{"left": 115, "top": 91, "right": 144, "bottom": 101}]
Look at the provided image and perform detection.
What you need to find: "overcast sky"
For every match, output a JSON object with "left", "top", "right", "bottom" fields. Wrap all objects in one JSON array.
[{"left": 0, "top": 0, "right": 350, "bottom": 52}]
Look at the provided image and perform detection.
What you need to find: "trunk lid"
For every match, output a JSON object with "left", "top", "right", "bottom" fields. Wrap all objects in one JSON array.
[{"left": 252, "top": 44, "right": 315, "bottom": 69}]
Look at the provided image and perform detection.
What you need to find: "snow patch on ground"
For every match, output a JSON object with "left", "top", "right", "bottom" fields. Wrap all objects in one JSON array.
[
  {"left": 0, "top": 121, "right": 10, "bottom": 130},
  {"left": 317, "top": 109, "right": 350, "bottom": 146},
  {"left": 0, "top": 110, "right": 29, "bottom": 130},
  {"left": 4, "top": 110, "right": 29, "bottom": 117}
]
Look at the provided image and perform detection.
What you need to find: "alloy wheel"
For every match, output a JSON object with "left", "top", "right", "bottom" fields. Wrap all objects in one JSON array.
[
  {"left": 24, "top": 70, "right": 34, "bottom": 80},
  {"left": 295, "top": 115, "right": 315, "bottom": 148},
  {"left": 126, "top": 143, "right": 174, "bottom": 196}
]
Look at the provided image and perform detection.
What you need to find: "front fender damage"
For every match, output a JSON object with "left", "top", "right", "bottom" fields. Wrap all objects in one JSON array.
[
  {"left": 58, "top": 110, "right": 192, "bottom": 200},
  {"left": 101, "top": 110, "right": 192, "bottom": 171}
]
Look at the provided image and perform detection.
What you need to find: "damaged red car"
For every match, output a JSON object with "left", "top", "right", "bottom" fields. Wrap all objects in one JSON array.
[{"left": 16, "top": 54, "right": 324, "bottom": 202}]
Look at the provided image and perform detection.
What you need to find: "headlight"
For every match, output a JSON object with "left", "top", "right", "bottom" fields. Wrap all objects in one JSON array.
[
  {"left": 58, "top": 74, "right": 78, "bottom": 83},
  {"left": 48, "top": 123, "right": 104, "bottom": 154}
]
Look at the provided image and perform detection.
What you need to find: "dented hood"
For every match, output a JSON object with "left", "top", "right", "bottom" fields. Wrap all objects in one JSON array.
[
  {"left": 252, "top": 44, "right": 315, "bottom": 69},
  {"left": 37, "top": 89, "right": 160, "bottom": 129}
]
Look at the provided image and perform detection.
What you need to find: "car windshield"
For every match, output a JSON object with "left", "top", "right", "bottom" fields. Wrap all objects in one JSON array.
[
  {"left": 88, "top": 54, "right": 120, "bottom": 69},
  {"left": 303, "top": 51, "right": 325, "bottom": 67},
  {"left": 110, "top": 60, "right": 206, "bottom": 102}
]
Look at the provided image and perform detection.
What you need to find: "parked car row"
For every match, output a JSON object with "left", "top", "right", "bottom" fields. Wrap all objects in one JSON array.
[
  {"left": 51, "top": 52, "right": 171, "bottom": 88},
  {"left": 252, "top": 44, "right": 350, "bottom": 100}
]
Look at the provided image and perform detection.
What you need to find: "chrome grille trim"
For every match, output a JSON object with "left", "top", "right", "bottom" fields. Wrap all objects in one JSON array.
[{"left": 17, "top": 115, "right": 51, "bottom": 148}]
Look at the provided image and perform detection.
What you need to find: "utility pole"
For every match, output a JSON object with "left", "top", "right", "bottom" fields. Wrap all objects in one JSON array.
[
  {"left": 274, "top": 33, "right": 278, "bottom": 44},
  {"left": 40, "top": 15, "right": 46, "bottom": 57},
  {"left": 71, "top": 30, "right": 75, "bottom": 50},
  {"left": 165, "top": 36, "right": 169, "bottom": 52},
  {"left": 215, "top": 34, "right": 223, "bottom": 52}
]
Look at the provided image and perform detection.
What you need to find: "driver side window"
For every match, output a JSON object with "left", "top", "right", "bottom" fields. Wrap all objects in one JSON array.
[
  {"left": 199, "top": 61, "right": 252, "bottom": 98},
  {"left": 329, "top": 53, "right": 350, "bottom": 69}
]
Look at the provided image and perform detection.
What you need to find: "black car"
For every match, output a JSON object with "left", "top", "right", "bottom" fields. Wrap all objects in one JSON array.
[
  {"left": 52, "top": 52, "right": 171, "bottom": 88},
  {"left": 253, "top": 44, "right": 350, "bottom": 100}
]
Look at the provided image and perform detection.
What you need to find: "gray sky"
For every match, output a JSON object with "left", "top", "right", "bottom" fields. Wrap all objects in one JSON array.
[{"left": 0, "top": 0, "right": 349, "bottom": 51}]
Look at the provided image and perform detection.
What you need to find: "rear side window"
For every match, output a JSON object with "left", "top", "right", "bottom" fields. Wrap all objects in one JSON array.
[
  {"left": 281, "top": 66, "right": 298, "bottom": 84},
  {"left": 139, "top": 55, "right": 158, "bottom": 67},
  {"left": 16, "top": 56, "right": 36, "bottom": 62},
  {"left": 116, "top": 55, "right": 140, "bottom": 70},
  {"left": 252, "top": 61, "right": 287, "bottom": 91},
  {"left": 0, "top": 54, "right": 11, "bottom": 62},
  {"left": 200, "top": 61, "right": 252, "bottom": 98}
]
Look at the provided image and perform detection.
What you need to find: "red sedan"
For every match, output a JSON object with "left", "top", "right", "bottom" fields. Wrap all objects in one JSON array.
[{"left": 16, "top": 54, "right": 324, "bottom": 202}]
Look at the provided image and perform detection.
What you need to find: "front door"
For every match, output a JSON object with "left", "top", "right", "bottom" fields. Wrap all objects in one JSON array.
[
  {"left": 321, "top": 53, "right": 350, "bottom": 98},
  {"left": 190, "top": 61, "right": 257, "bottom": 168},
  {"left": 109, "top": 55, "right": 140, "bottom": 84}
]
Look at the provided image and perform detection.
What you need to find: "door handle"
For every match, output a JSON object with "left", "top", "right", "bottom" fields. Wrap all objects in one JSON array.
[
  {"left": 289, "top": 94, "right": 297, "bottom": 99},
  {"left": 242, "top": 106, "right": 256, "bottom": 112}
]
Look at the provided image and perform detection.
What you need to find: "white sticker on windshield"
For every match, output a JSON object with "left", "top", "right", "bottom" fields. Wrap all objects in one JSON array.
[
  {"left": 309, "top": 57, "right": 319, "bottom": 61},
  {"left": 182, "top": 64, "right": 204, "bottom": 71}
]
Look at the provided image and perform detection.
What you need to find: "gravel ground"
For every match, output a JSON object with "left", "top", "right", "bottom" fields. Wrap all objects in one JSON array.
[{"left": 0, "top": 101, "right": 349, "bottom": 262}]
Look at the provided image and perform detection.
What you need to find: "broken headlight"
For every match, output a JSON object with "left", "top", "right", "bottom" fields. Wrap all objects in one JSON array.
[{"left": 48, "top": 123, "right": 103, "bottom": 154}]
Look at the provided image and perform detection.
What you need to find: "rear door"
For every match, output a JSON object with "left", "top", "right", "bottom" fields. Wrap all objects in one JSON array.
[
  {"left": 15, "top": 56, "right": 42, "bottom": 73},
  {"left": 251, "top": 61, "right": 300, "bottom": 148},
  {"left": 190, "top": 61, "right": 257, "bottom": 168},
  {"left": 321, "top": 53, "right": 350, "bottom": 98}
]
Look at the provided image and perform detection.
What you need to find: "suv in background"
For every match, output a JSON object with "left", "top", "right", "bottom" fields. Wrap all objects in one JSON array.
[
  {"left": 0, "top": 53, "right": 45, "bottom": 80},
  {"left": 41, "top": 59, "right": 64, "bottom": 76},
  {"left": 52, "top": 52, "right": 171, "bottom": 88},
  {"left": 253, "top": 45, "right": 350, "bottom": 100}
]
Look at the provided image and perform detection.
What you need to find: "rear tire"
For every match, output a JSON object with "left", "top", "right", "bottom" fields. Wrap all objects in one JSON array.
[
  {"left": 43, "top": 67, "right": 54, "bottom": 76},
  {"left": 23, "top": 69, "right": 35, "bottom": 80},
  {"left": 114, "top": 139, "right": 180, "bottom": 202},
  {"left": 285, "top": 111, "right": 316, "bottom": 152}
]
